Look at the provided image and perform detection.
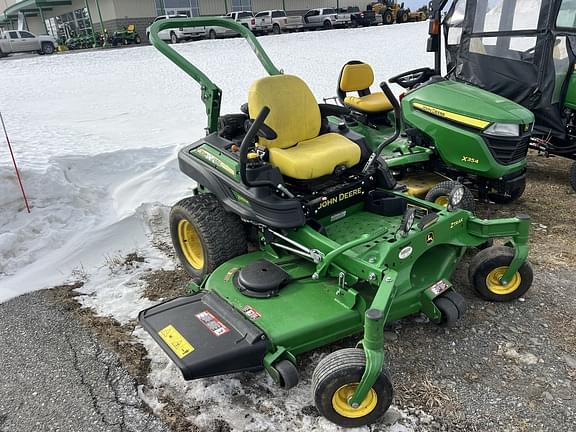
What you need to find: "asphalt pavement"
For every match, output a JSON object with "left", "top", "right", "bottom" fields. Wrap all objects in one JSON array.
[{"left": 0, "top": 289, "right": 170, "bottom": 432}]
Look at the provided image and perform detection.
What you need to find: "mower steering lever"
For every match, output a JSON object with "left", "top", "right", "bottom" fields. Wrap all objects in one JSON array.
[{"left": 362, "top": 82, "right": 402, "bottom": 174}]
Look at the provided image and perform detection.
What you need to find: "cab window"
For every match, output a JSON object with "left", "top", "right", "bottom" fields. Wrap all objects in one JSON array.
[
  {"left": 19, "top": 31, "right": 35, "bottom": 38},
  {"left": 557, "top": 0, "right": 576, "bottom": 29},
  {"left": 8, "top": 31, "right": 19, "bottom": 39}
]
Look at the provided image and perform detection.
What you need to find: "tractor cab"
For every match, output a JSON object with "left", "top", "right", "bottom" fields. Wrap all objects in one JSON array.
[{"left": 443, "top": 0, "right": 576, "bottom": 175}]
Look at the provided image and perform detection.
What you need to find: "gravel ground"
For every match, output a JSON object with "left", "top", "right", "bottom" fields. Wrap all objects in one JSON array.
[{"left": 0, "top": 288, "right": 171, "bottom": 432}]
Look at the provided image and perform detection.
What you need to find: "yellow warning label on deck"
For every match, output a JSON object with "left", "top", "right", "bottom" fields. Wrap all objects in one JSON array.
[{"left": 158, "top": 325, "right": 194, "bottom": 359}]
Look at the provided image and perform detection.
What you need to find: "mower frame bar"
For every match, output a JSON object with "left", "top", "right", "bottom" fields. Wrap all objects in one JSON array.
[{"left": 148, "top": 17, "right": 282, "bottom": 133}]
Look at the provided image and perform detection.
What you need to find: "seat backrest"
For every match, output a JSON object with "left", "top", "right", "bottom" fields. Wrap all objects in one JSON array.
[
  {"left": 127, "top": 24, "right": 135, "bottom": 32},
  {"left": 339, "top": 62, "right": 375, "bottom": 92},
  {"left": 248, "top": 75, "right": 321, "bottom": 149}
]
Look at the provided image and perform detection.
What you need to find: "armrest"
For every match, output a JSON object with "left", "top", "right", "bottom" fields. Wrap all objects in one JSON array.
[{"left": 318, "top": 103, "right": 351, "bottom": 118}]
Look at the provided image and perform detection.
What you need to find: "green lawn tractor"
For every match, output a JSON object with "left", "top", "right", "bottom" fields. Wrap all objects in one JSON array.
[
  {"left": 109, "top": 24, "right": 142, "bottom": 46},
  {"left": 328, "top": 0, "right": 535, "bottom": 208},
  {"left": 139, "top": 17, "right": 534, "bottom": 428},
  {"left": 444, "top": 0, "right": 576, "bottom": 192}
]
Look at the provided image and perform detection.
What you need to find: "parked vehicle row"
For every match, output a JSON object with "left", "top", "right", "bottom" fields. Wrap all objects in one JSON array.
[{"left": 146, "top": 4, "right": 425, "bottom": 43}]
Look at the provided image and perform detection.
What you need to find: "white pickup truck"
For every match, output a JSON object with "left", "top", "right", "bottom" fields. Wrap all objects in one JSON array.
[
  {"left": 254, "top": 10, "right": 302, "bottom": 34},
  {"left": 206, "top": 11, "right": 257, "bottom": 39},
  {"left": 146, "top": 15, "right": 205, "bottom": 44},
  {"left": 300, "top": 8, "right": 351, "bottom": 30},
  {"left": 0, "top": 30, "right": 58, "bottom": 57}
]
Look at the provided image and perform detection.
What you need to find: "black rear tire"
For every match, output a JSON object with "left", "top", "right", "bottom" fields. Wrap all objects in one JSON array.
[
  {"left": 272, "top": 24, "right": 281, "bottom": 34},
  {"left": 383, "top": 11, "right": 393, "bottom": 24},
  {"left": 169, "top": 194, "right": 247, "bottom": 283},
  {"left": 135, "top": 35, "right": 141, "bottom": 44},
  {"left": 312, "top": 348, "right": 393, "bottom": 428},
  {"left": 323, "top": 20, "right": 333, "bottom": 30},
  {"left": 570, "top": 161, "right": 576, "bottom": 192},
  {"left": 468, "top": 246, "right": 533, "bottom": 302},
  {"left": 425, "top": 180, "right": 475, "bottom": 212},
  {"left": 170, "top": 31, "right": 178, "bottom": 44},
  {"left": 209, "top": 29, "right": 217, "bottom": 39}
]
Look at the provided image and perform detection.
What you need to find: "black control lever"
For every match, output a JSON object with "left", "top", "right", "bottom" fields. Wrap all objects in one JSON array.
[{"left": 362, "top": 82, "right": 402, "bottom": 174}]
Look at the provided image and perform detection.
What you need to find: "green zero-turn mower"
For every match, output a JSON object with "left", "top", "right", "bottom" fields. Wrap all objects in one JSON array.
[
  {"left": 139, "top": 17, "right": 534, "bottom": 428},
  {"left": 329, "top": 0, "right": 535, "bottom": 208}
]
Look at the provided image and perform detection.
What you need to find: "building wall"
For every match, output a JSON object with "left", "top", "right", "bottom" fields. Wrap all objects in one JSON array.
[
  {"left": 113, "top": 0, "right": 156, "bottom": 19},
  {"left": 199, "top": 0, "right": 227, "bottom": 15}
]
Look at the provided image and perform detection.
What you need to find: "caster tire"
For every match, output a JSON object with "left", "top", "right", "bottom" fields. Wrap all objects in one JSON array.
[
  {"left": 169, "top": 194, "right": 247, "bottom": 283},
  {"left": 425, "top": 180, "right": 475, "bottom": 212},
  {"left": 312, "top": 348, "right": 393, "bottom": 428},
  {"left": 468, "top": 246, "right": 533, "bottom": 302},
  {"left": 274, "top": 360, "right": 299, "bottom": 389},
  {"left": 442, "top": 290, "right": 466, "bottom": 319},
  {"left": 434, "top": 297, "right": 460, "bottom": 325}
]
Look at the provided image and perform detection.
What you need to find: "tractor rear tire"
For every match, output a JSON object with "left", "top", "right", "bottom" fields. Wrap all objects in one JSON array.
[
  {"left": 468, "top": 246, "right": 533, "bottom": 302},
  {"left": 383, "top": 11, "right": 393, "bottom": 25},
  {"left": 312, "top": 348, "right": 393, "bottom": 428},
  {"left": 425, "top": 180, "right": 475, "bottom": 212},
  {"left": 169, "top": 194, "right": 247, "bottom": 283},
  {"left": 488, "top": 178, "right": 526, "bottom": 204},
  {"left": 570, "top": 161, "right": 576, "bottom": 192}
]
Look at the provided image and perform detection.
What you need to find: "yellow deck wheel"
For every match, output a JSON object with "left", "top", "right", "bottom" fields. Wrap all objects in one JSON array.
[
  {"left": 177, "top": 219, "right": 204, "bottom": 270},
  {"left": 486, "top": 266, "right": 521, "bottom": 295},
  {"left": 332, "top": 384, "right": 378, "bottom": 419}
]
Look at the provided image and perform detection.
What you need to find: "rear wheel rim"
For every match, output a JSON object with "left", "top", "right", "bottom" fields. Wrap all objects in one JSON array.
[
  {"left": 177, "top": 219, "right": 204, "bottom": 269},
  {"left": 486, "top": 266, "right": 521, "bottom": 295},
  {"left": 434, "top": 195, "right": 449, "bottom": 206},
  {"left": 332, "top": 384, "right": 378, "bottom": 418}
]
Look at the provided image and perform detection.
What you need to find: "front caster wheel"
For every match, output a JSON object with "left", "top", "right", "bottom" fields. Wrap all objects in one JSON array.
[
  {"left": 469, "top": 246, "right": 533, "bottom": 302},
  {"left": 312, "top": 348, "right": 393, "bottom": 428}
]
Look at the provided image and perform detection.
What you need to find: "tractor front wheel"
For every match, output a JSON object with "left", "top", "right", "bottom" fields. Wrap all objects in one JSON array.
[
  {"left": 169, "top": 194, "right": 247, "bottom": 283},
  {"left": 468, "top": 246, "right": 533, "bottom": 302},
  {"left": 425, "top": 180, "right": 475, "bottom": 212},
  {"left": 570, "top": 161, "right": 576, "bottom": 192},
  {"left": 312, "top": 348, "right": 393, "bottom": 428}
]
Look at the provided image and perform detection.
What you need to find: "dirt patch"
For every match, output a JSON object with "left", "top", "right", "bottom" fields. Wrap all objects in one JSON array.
[
  {"left": 477, "top": 152, "right": 576, "bottom": 268},
  {"left": 142, "top": 267, "right": 190, "bottom": 301}
]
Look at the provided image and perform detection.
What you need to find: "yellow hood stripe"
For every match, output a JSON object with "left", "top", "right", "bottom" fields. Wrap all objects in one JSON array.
[{"left": 413, "top": 102, "right": 490, "bottom": 129}]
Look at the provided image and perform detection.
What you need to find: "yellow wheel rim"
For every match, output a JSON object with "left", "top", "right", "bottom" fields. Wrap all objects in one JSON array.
[
  {"left": 177, "top": 219, "right": 204, "bottom": 270},
  {"left": 434, "top": 195, "right": 449, "bottom": 207},
  {"left": 486, "top": 266, "right": 521, "bottom": 295},
  {"left": 332, "top": 384, "right": 378, "bottom": 419}
]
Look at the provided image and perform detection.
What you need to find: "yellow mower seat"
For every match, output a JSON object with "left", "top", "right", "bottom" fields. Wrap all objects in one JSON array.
[
  {"left": 339, "top": 62, "right": 393, "bottom": 114},
  {"left": 127, "top": 24, "right": 135, "bottom": 33},
  {"left": 248, "top": 74, "right": 361, "bottom": 180}
]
